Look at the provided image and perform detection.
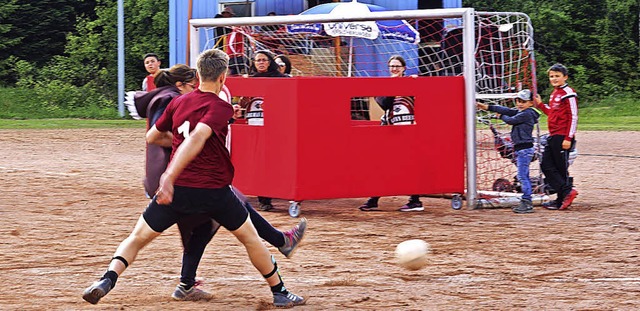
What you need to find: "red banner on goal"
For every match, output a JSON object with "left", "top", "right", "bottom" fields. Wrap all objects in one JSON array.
[{"left": 226, "top": 76, "right": 465, "bottom": 201}]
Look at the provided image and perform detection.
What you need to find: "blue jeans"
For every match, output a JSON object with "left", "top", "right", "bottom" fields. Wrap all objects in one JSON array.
[{"left": 516, "top": 147, "right": 535, "bottom": 201}]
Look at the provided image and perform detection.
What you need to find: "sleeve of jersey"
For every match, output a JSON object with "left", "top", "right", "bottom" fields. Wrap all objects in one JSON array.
[
  {"left": 562, "top": 94, "right": 579, "bottom": 140},
  {"left": 536, "top": 101, "right": 550, "bottom": 115},
  {"left": 489, "top": 105, "right": 517, "bottom": 116},
  {"left": 154, "top": 99, "right": 177, "bottom": 132},
  {"left": 201, "top": 100, "right": 234, "bottom": 131}
]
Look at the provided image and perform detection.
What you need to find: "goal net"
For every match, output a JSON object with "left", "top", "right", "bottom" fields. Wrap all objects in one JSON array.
[{"left": 189, "top": 8, "right": 537, "bottom": 207}]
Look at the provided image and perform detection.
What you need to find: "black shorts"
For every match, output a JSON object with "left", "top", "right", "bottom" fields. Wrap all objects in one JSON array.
[{"left": 143, "top": 185, "right": 248, "bottom": 233}]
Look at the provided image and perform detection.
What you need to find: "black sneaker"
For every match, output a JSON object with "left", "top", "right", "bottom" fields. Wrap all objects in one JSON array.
[
  {"left": 273, "top": 291, "right": 306, "bottom": 308},
  {"left": 512, "top": 199, "right": 533, "bottom": 214},
  {"left": 82, "top": 278, "right": 113, "bottom": 304},
  {"left": 260, "top": 203, "right": 274, "bottom": 211},
  {"left": 398, "top": 201, "right": 424, "bottom": 212},
  {"left": 542, "top": 201, "right": 560, "bottom": 210},
  {"left": 358, "top": 202, "right": 378, "bottom": 211}
]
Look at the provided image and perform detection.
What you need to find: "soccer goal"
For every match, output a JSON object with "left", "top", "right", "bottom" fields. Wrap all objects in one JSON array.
[{"left": 188, "top": 8, "right": 537, "bottom": 209}]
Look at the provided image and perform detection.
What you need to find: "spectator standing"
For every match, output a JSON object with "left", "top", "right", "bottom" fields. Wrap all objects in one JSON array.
[
  {"left": 142, "top": 53, "right": 161, "bottom": 91},
  {"left": 358, "top": 55, "right": 424, "bottom": 212}
]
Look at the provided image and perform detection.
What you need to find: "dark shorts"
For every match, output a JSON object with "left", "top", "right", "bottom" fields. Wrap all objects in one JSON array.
[{"left": 143, "top": 185, "right": 248, "bottom": 233}]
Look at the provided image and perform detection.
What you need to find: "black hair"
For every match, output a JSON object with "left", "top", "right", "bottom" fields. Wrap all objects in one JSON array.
[
  {"left": 143, "top": 53, "right": 159, "bottom": 61},
  {"left": 249, "top": 50, "right": 282, "bottom": 75},
  {"left": 548, "top": 63, "right": 568, "bottom": 76},
  {"left": 275, "top": 54, "right": 292, "bottom": 75}
]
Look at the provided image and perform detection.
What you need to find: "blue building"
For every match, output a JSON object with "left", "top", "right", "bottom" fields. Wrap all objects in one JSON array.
[{"left": 169, "top": 0, "right": 461, "bottom": 66}]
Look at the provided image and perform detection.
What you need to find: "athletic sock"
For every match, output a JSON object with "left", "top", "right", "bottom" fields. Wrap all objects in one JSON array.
[
  {"left": 270, "top": 281, "right": 288, "bottom": 295},
  {"left": 101, "top": 270, "right": 118, "bottom": 289}
]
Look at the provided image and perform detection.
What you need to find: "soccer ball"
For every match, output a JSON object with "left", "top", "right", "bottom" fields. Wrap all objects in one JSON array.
[{"left": 395, "top": 239, "right": 430, "bottom": 270}]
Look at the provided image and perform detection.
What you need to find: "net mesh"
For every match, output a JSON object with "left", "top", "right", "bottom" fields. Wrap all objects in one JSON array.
[{"left": 192, "top": 11, "right": 538, "bottom": 194}]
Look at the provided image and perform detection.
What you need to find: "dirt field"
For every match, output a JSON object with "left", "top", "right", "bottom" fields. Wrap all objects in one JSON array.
[{"left": 1, "top": 128, "right": 639, "bottom": 310}]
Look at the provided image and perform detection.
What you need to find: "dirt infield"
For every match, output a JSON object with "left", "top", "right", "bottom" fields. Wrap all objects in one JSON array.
[{"left": 1, "top": 128, "right": 639, "bottom": 310}]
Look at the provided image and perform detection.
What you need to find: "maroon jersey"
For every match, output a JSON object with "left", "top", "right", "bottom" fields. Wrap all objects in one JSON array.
[
  {"left": 155, "top": 89, "right": 235, "bottom": 189},
  {"left": 537, "top": 84, "right": 578, "bottom": 140}
]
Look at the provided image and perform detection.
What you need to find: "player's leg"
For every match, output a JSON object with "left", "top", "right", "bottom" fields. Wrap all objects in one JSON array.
[
  {"left": 82, "top": 199, "right": 179, "bottom": 304},
  {"left": 541, "top": 135, "right": 566, "bottom": 208},
  {"left": 82, "top": 214, "right": 163, "bottom": 304},
  {"left": 232, "top": 186, "right": 306, "bottom": 257},
  {"left": 213, "top": 188, "right": 305, "bottom": 307},
  {"left": 513, "top": 148, "right": 534, "bottom": 213},
  {"left": 172, "top": 216, "right": 220, "bottom": 301},
  {"left": 230, "top": 216, "right": 306, "bottom": 307},
  {"left": 246, "top": 201, "right": 307, "bottom": 258}
]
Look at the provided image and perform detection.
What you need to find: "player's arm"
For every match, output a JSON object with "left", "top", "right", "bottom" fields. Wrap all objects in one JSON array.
[
  {"left": 488, "top": 104, "right": 517, "bottom": 117},
  {"left": 500, "top": 110, "right": 529, "bottom": 125},
  {"left": 146, "top": 125, "right": 173, "bottom": 147},
  {"left": 562, "top": 95, "right": 579, "bottom": 149},
  {"left": 534, "top": 94, "right": 549, "bottom": 115},
  {"left": 155, "top": 123, "right": 212, "bottom": 205}
]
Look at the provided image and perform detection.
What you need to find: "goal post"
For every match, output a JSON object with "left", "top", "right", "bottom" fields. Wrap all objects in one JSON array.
[{"left": 188, "top": 8, "right": 537, "bottom": 209}]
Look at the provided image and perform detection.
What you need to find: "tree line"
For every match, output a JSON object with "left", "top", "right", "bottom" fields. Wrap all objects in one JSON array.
[{"left": 0, "top": 0, "right": 637, "bottom": 113}]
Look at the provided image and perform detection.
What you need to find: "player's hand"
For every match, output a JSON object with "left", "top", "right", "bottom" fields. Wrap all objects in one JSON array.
[
  {"left": 534, "top": 94, "right": 542, "bottom": 105},
  {"left": 562, "top": 140, "right": 572, "bottom": 150},
  {"left": 476, "top": 102, "right": 488, "bottom": 110},
  {"left": 155, "top": 173, "right": 175, "bottom": 205}
]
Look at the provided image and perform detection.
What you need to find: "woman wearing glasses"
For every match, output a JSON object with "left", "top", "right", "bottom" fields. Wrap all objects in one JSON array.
[
  {"left": 358, "top": 55, "right": 425, "bottom": 212},
  {"left": 240, "top": 50, "right": 289, "bottom": 211}
]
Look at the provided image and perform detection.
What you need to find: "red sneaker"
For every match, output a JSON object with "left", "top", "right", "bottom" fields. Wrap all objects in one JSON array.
[{"left": 560, "top": 189, "right": 578, "bottom": 210}]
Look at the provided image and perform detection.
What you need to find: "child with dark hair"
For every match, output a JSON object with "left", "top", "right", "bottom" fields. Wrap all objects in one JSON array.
[
  {"left": 275, "top": 54, "right": 292, "bottom": 76},
  {"left": 535, "top": 63, "right": 579, "bottom": 210},
  {"left": 142, "top": 53, "right": 161, "bottom": 91}
]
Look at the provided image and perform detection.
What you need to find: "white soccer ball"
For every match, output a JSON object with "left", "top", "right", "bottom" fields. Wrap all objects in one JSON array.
[{"left": 395, "top": 239, "right": 430, "bottom": 271}]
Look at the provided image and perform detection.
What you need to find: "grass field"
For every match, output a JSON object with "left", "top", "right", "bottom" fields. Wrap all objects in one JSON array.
[{"left": 0, "top": 115, "right": 637, "bottom": 131}]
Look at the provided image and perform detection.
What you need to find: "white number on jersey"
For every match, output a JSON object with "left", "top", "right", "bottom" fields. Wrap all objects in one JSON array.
[{"left": 177, "top": 121, "right": 191, "bottom": 138}]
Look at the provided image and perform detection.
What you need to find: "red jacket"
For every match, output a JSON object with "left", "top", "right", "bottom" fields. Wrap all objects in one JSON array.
[{"left": 537, "top": 84, "right": 578, "bottom": 141}]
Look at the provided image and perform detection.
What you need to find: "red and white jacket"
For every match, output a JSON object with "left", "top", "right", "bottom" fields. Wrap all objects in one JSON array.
[{"left": 537, "top": 83, "right": 578, "bottom": 142}]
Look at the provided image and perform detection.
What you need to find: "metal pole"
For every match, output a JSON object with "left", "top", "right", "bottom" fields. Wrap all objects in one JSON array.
[
  {"left": 117, "top": 0, "right": 125, "bottom": 117},
  {"left": 462, "top": 8, "right": 477, "bottom": 209}
]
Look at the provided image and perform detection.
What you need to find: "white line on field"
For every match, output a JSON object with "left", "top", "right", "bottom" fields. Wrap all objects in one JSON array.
[{"left": 0, "top": 166, "right": 78, "bottom": 177}]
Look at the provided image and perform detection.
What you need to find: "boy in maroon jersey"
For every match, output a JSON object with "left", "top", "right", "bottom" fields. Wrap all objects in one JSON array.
[
  {"left": 535, "top": 63, "right": 579, "bottom": 210},
  {"left": 82, "top": 49, "right": 306, "bottom": 308}
]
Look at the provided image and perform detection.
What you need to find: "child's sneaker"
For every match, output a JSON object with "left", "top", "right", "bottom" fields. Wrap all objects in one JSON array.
[
  {"left": 560, "top": 189, "right": 578, "bottom": 210},
  {"left": 542, "top": 200, "right": 560, "bottom": 210},
  {"left": 512, "top": 199, "right": 533, "bottom": 214},
  {"left": 398, "top": 201, "right": 424, "bottom": 212},
  {"left": 273, "top": 291, "right": 306, "bottom": 308},
  {"left": 171, "top": 282, "right": 213, "bottom": 301}
]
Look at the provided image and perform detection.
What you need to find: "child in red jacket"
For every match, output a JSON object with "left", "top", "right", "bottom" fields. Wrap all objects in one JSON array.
[{"left": 535, "top": 63, "right": 578, "bottom": 210}]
